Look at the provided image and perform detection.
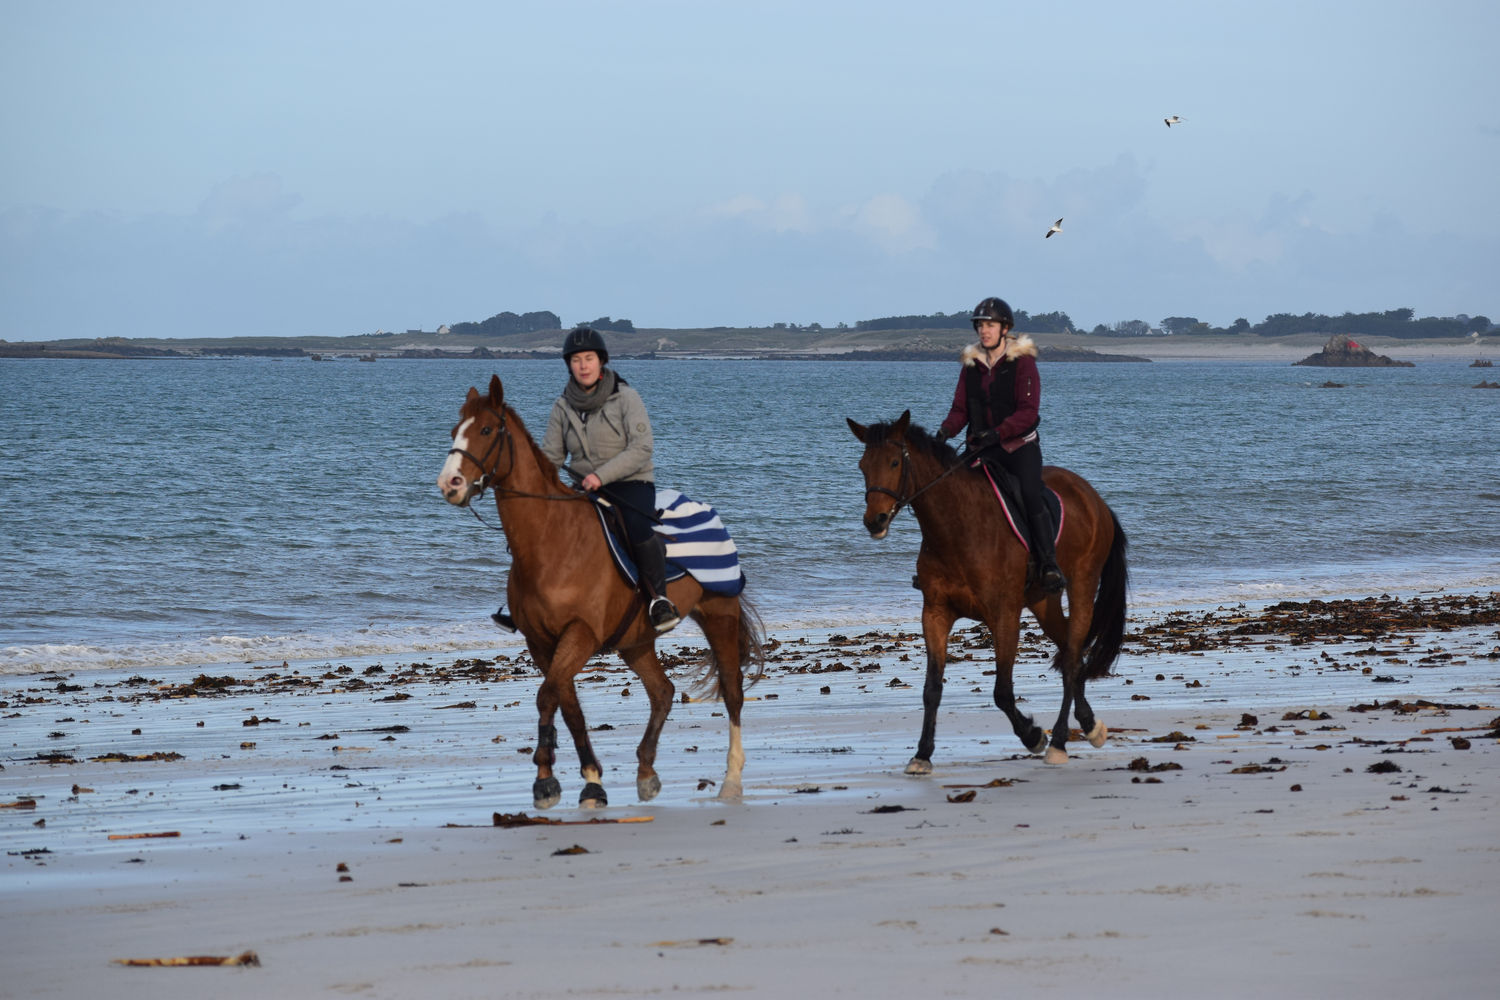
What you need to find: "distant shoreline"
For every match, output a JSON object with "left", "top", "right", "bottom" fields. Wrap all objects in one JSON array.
[{"left": 3, "top": 331, "right": 1496, "bottom": 364}]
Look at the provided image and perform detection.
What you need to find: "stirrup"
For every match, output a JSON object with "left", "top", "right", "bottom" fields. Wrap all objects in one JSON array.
[
  {"left": 490, "top": 607, "right": 517, "bottom": 633},
  {"left": 648, "top": 597, "right": 681, "bottom": 633},
  {"left": 1040, "top": 565, "right": 1067, "bottom": 594}
]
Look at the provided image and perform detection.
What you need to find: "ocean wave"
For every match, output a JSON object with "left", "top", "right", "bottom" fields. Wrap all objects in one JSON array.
[{"left": 0, "top": 621, "right": 529, "bottom": 677}]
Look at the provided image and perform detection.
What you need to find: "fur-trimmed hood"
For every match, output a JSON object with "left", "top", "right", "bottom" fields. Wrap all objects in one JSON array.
[{"left": 960, "top": 335, "right": 1037, "bottom": 367}]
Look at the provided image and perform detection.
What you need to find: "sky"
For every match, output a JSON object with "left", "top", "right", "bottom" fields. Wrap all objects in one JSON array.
[{"left": 2, "top": 0, "right": 1498, "bottom": 340}]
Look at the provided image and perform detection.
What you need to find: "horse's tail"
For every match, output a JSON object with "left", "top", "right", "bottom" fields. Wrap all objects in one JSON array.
[
  {"left": 696, "top": 588, "right": 767, "bottom": 698},
  {"left": 1080, "top": 508, "right": 1129, "bottom": 679}
]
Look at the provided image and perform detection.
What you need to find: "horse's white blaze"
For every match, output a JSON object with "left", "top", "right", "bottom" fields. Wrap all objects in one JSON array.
[{"left": 438, "top": 416, "right": 476, "bottom": 501}]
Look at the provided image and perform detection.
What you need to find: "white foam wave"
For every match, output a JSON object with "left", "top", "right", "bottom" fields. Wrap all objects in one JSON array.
[{"left": 0, "top": 621, "right": 528, "bottom": 677}]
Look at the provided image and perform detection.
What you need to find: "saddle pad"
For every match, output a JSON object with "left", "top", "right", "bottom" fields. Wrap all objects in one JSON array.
[
  {"left": 596, "top": 488, "right": 746, "bottom": 596},
  {"left": 976, "top": 462, "right": 1064, "bottom": 553}
]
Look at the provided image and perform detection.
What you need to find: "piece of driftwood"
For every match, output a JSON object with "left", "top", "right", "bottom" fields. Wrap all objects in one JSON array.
[
  {"left": 114, "top": 951, "right": 260, "bottom": 967},
  {"left": 492, "top": 811, "right": 654, "bottom": 828},
  {"left": 107, "top": 831, "right": 181, "bottom": 841}
]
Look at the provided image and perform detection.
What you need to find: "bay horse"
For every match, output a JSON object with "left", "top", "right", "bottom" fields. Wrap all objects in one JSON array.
[
  {"left": 847, "top": 411, "right": 1128, "bottom": 771},
  {"left": 438, "top": 374, "right": 764, "bottom": 809}
]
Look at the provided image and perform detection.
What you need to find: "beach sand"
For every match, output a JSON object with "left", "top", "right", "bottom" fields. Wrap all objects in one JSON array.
[{"left": 3, "top": 594, "right": 1498, "bottom": 998}]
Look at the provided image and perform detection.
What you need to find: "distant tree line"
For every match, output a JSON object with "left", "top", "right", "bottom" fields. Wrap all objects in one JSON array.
[
  {"left": 1089, "top": 308, "right": 1493, "bottom": 339},
  {"left": 449, "top": 310, "right": 561, "bottom": 337},
  {"left": 583, "top": 316, "right": 635, "bottom": 333},
  {"left": 447, "top": 305, "right": 1492, "bottom": 340},
  {"left": 855, "top": 309, "right": 1076, "bottom": 334}
]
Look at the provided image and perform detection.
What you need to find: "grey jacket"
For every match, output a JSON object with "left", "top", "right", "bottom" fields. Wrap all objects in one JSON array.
[{"left": 539, "top": 380, "right": 655, "bottom": 485}]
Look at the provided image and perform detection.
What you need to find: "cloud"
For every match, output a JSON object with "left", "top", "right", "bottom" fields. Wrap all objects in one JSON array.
[
  {"left": 703, "top": 194, "right": 813, "bottom": 234},
  {"left": 197, "top": 172, "right": 302, "bottom": 227},
  {"left": 844, "top": 193, "right": 936, "bottom": 253},
  {"left": 3, "top": 158, "right": 1497, "bottom": 339}
]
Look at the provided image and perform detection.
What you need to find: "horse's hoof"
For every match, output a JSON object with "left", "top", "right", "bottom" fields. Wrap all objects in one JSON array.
[
  {"left": 716, "top": 779, "right": 743, "bottom": 801},
  {"left": 637, "top": 774, "right": 661, "bottom": 802},
  {"left": 1086, "top": 721, "right": 1108, "bottom": 748},
  {"left": 1026, "top": 732, "right": 1048, "bottom": 756},
  {"left": 533, "top": 776, "right": 562, "bottom": 810},
  {"left": 579, "top": 782, "right": 608, "bottom": 808},
  {"left": 1044, "top": 746, "right": 1069, "bottom": 765}
]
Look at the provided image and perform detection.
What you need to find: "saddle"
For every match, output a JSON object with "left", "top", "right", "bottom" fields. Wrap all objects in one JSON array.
[
  {"left": 593, "top": 488, "right": 746, "bottom": 597},
  {"left": 972, "top": 460, "right": 1064, "bottom": 553}
]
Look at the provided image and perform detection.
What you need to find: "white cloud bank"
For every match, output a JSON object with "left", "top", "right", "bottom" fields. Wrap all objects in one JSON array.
[{"left": 2, "top": 158, "right": 1494, "bottom": 340}]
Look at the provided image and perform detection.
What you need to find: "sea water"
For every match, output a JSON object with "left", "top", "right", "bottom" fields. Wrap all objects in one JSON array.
[{"left": 2, "top": 356, "right": 1496, "bottom": 675}]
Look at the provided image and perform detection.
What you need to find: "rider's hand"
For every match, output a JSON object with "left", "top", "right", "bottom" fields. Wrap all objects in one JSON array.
[{"left": 581, "top": 473, "right": 603, "bottom": 492}]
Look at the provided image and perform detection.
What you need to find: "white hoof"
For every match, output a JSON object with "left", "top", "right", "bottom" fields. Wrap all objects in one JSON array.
[
  {"left": 905, "top": 757, "right": 933, "bottom": 776},
  {"left": 1044, "top": 746, "right": 1069, "bottom": 765},
  {"left": 716, "top": 780, "right": 743, "bottom": 801},
  {"left": 1087, "top": 721, "right": 1108, "bottom": 748}
]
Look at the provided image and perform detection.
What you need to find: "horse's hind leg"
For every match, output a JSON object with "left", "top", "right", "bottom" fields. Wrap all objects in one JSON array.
[
  {"left": 618, "top": 642, "right": 674, "bottom": 802},
  {"left": 698, "top": 603, "right": 747, "bottom": 800},
  {"left": 1030, "top": 595, "right": 1106, "bottom": 764},
  {"left": 989, "top": 612, "right": 1048, "bottom": 758}
]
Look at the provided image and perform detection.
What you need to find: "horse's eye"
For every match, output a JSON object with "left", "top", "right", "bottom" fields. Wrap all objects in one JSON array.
[
  {"left": 481, "top": 426, "right": 492, "bottom": 435},
  {"left": 890, "top": 459, "right": 899, "bottom": 469}
]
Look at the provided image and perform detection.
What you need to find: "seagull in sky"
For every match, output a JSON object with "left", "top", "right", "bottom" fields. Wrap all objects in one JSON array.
[
  {"left": 1164, "top": 115, "right": 1185, "bottom": 127},
  {"left": 1045, "top": 218, "right": 1063, "bottom": 239}
]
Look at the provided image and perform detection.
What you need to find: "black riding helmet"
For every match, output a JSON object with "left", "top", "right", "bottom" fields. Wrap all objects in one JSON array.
[
  {"left": 970, "top": 297, "right": 1014, "bottom": 331},
  {"left": 562, "top": 325, "right": 609, "bottom": 365}
]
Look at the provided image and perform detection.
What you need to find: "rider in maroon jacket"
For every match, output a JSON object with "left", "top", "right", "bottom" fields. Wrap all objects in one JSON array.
[{"left": 938, "top": 296, "right": 1066, "bottom": 593}]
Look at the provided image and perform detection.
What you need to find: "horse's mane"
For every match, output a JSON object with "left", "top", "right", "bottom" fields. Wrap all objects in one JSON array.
[
  {"left": 460, "top": 390, "right": 566, "bottom": 486},
  {"left": 863, "top": 417, "right": 961, "bottom": 465}
]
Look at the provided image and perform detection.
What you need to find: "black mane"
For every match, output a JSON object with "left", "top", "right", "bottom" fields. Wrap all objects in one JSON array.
[{"left": 862, "top": 417, "right": 961, "bottom": 464}]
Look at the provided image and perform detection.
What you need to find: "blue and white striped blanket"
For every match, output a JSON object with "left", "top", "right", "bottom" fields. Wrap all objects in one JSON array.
[{"left": 596, "top": 488, "right": 746, "bottom": 596}]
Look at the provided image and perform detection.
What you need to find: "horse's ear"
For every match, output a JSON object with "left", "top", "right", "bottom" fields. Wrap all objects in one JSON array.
[
  {"left": 488, "top": 374, "right": 504, "bottom": 407},
  {"left": 846, "top": 417, "right": 869, "bottom": 443},
  {"left": 465, "top": 386, "right": 480, "bottom": 405},
  {"left": 894, "top": 410, "right": 911, "bottom": 436}
]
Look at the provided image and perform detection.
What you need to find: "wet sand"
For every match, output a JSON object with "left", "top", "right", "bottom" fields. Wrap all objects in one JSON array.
[{"left": 3, "top": 593, "right": 1498, "bottom": 998}]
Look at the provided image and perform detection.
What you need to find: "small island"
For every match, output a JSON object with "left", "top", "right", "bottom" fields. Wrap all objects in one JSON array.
[{"left": 1293, "top": 334, "right": 1414, "bottom": 368}]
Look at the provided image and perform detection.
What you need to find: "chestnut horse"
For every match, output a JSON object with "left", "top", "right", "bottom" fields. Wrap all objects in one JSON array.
[
  {"left": 438, "top": 374, "right": 764, "bottom": 809},
  {"left": 848, "top": 411, "right": 1128, "bottom": 771}
]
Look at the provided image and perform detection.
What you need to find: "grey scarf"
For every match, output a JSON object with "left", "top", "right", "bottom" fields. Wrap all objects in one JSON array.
[{"left": 563, "top": 368, "right": 617, "bottom": 415}]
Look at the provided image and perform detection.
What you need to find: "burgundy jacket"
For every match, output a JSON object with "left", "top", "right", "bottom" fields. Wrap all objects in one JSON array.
[{"left": 938, "top": 337, "right": 1041, "bottom": 452}]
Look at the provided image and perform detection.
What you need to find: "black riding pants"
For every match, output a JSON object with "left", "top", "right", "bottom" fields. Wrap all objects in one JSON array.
[
  {"left": 979, "top": 440, "right": 1046, "bottom": 520},
  {"left": 599, "top": 479, "right": 659, "bottom": 545}
]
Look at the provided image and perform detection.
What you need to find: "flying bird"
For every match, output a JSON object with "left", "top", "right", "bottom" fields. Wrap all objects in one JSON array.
[
  {"left": 1164, "top": 115, "right": 1185, "bottom": 127},
  {"left": 1045, "top": 218, "right": 1063, "bottom": 239}
]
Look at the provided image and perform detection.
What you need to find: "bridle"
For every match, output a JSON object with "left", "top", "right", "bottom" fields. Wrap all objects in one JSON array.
[
  {"left": 864, "top": 440, "right": 974, "bottom": 524},
  {"left": 447, "top": 406, "right": 515, "bottom": 501},
  {"left": 446, "top": 405, "right": 590, "bottom": 531}
]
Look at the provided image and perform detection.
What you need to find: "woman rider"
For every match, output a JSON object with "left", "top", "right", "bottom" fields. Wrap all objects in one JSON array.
[
  {"left": 938, "top": 296, "right": 1067, "bottom": 594},
  {"left": 497, "top": 326, "right": 680, "bottom": 633}
]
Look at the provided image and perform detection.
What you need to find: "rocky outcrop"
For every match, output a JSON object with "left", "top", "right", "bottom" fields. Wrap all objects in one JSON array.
[{"left": 1293, "top": 334, "right": 1413, "bottom": 367}]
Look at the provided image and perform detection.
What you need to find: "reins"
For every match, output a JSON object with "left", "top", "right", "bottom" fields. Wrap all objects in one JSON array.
[
  {"left": 866, "top": 441, "right": 980, "bottom": 524},
  {"left": 448, "top": 404, "right": 661, "bottom": 532}
]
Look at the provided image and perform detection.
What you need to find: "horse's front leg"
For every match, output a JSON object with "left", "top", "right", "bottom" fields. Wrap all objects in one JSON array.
[
  {"left": 619, "top": 642, "right": 674, "bottom": 802},
  {"left": 532, "top": 628, "right": 606, "bottom": 809},
  {"left": 989, "top": 612, "right": 1047, "bottom": 757},
  {"left": 907, "top": 601, "right": 957, "bottom": 775}
]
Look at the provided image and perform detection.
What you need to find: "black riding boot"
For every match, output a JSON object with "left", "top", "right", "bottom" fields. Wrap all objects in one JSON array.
[
  {"left": 633, "top": 537, "right": 680, "bottom": 633},
  {"left": 1028, "top": 511, "right": 1067, "bottom": 594},
  {"left": 490, "top": 606, "right": 516, "bottom": 632}
]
